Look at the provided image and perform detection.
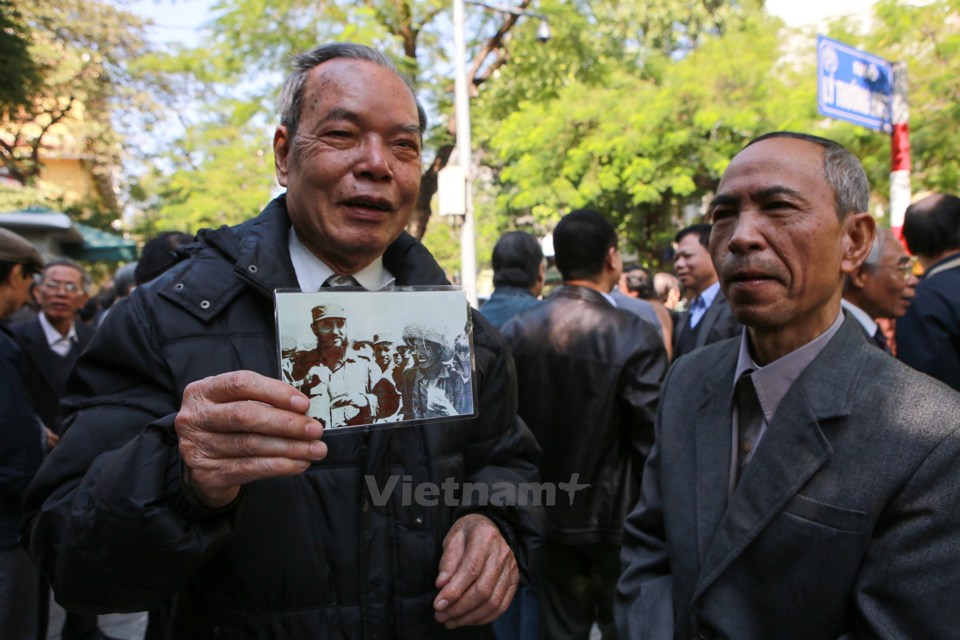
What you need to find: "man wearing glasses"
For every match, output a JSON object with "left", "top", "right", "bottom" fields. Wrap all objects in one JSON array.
[
  {"left": 841, "top": 227, "right": 919, "bottom": 352},
  {"left": 12, "top": 257, "right": 94, "bottom": 439}
]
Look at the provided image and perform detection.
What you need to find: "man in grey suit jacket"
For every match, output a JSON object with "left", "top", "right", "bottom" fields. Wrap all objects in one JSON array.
[
  {"left": 671, "top": 224, "right": 741, "bottom": 359},
  {"left": 616, "top": 132, "right": 960, "bottom": 639}
]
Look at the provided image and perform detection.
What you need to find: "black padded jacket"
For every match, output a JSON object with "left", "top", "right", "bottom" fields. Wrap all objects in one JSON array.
[{"left": 22, "top": 195, "right": 541, "bottom": 640}]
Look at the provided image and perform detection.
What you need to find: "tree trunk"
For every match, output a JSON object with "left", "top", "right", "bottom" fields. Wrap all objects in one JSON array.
[{"left": 408, "top": 143, "right": 454, "bottom": 240}]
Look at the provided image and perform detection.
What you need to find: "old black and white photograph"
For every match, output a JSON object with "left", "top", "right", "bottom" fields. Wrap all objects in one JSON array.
[{"left": 276, "top": 289, "right": 475, "bottom": 430}]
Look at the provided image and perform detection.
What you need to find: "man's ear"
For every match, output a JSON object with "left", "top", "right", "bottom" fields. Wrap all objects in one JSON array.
[
  {"left": 841, "top": 212, "right": 875, "bottom": 275},
  {"left": 273, "top": 125, "right": 291, "bottom": 187},
  {"left": 847, "top": 265, "right": 869, "bottom": 289},
  {"left": 605, "top": 246, "right": 619, "bottom": 271},
  {"left": 2, "top": 262, "right": 22, "bottom": 288}
]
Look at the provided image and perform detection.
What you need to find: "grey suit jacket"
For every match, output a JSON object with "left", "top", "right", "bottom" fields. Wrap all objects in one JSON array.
[
  {"left": 672, "top": 289, "right": 741, "bottom": 358},
  {"left": 617, "top": 315, "right": 960, "bottom": 640},
  {"left": 612, "top": 289, "right": 661, "bottom": 330}
]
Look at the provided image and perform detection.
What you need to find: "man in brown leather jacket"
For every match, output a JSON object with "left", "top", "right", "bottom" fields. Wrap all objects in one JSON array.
[{"left": 502, "top": 209, "right": 667, "bottom": 639}]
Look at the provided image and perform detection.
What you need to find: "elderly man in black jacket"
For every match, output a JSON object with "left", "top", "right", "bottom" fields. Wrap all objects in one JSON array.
[
  {"left": 502, "top": 210, "right": 666, "bottom": 639},
  {"left": 22, "top": 43, "right": 540, "bottom": 639}
]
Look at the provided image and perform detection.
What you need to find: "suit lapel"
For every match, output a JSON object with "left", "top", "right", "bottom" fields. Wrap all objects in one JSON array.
[
  {"left": 694, "top": 291, "right": 725, "bottom": 350},
  {"left": 693, "top": 348, "right": 736, "bottom": 562},
  {"left": 692, "top": 317, "right": 865, "bottom": 599}
]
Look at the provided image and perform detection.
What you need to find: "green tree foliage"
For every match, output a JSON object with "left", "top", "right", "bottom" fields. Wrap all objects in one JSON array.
[
  {"left": 485, "top": 10, "right": 811, "bottom": 261},
  {"left": 132, "top": 0, "right": 960, "bottom": 273},
  {"left": 0, "top": 0, "right": 160, "bottom": 227},
  {"left": 130, "top": 114, "right": 276, "bottom": 236},
  {"left": 0, "top": 0, "right": 39, "bottom": 111}
]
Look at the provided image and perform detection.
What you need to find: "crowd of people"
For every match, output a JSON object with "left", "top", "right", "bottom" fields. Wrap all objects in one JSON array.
[{"left": 1, "top": 40, "right": 959, "bottom": 640}]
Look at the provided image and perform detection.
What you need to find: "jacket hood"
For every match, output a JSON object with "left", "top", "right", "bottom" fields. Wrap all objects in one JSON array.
[{"left": 162, "top": 194, "right": 450, "bottom": 322}]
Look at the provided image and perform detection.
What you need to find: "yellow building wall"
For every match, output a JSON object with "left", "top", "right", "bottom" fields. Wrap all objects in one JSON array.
[{"left": 37, "top": 157, "right": 96, "bottom": 204}]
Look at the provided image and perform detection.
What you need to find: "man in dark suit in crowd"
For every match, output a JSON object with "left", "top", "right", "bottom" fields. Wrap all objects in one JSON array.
[
  {"left": 12, "top": 258, "right": 116, "bottom": 640},
  {"left": 12, "top": 257, "right": 95, "bottom": 438},
  {"left": 503, "top": 209, "right": 666, "bottom": 639},
  {"left": 616, "top": 132, "right": 960, "bottom": 639},
  {"left": 479, "top": 231, "right": 544, "bottom": 329},
  {"left": 895, "top": 193, "right": 960, "bottom": 390},
  {"left": 0, "top": 229, "right": 47, "bottom": 640},
  {"left": 841, "top": 227, "right": 919, "bottom": 351},
  {"left": 671, "top": 224, "right": 740, "bottom": 359}
]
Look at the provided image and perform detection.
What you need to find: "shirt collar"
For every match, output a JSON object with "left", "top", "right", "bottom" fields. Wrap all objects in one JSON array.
[
  {"left": 840, "top": 299, "right": 877, "bottom": 339},
  {"left": 600, "top": 290, "right": 617, "bottom": 307},
  {"left": 288, "top": 226, "right": 395, "bottom": 291},
  {"left": 38, "top": 312, "right": 76, "bottom": 346},
  {"left": 733, "top": 309, "right": 844, "bottom": 423},
  {"left": 697, "top": 280, "right": 721, "bottom": 309}
]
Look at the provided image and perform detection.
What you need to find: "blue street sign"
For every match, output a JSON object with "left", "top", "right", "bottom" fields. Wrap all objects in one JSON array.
[{"left": 817, "top": 35, "right": 893, "bottom": 132}]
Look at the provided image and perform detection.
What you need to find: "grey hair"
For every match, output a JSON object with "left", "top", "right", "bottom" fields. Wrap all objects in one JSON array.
[
  {"left": 44, "top": 256, "right": 91, "bottom": 290},
  {"left": 863, "top": 227, "right": 895, "bottom": 267},
  {"left": 746, "top": 132, "right": 870, "bottom": 219},
  {"left": 113, "top": 261, "right": 138, "bottom": 297},
  {"left": 277, "top": 42, "right": 427, "bottom": 144}
]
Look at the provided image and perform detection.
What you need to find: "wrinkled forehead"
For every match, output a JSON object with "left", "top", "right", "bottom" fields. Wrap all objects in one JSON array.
[
  {"left": 44, "top": 264, "right": 84, "bottom": 282},
  {"left": 719, "top": 138, "right": 826, "bottom": 194}
]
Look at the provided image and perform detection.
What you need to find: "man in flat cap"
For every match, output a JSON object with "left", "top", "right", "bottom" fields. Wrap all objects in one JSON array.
[{"left": 0, "top": 228, "right": 46, "bottom": 640}]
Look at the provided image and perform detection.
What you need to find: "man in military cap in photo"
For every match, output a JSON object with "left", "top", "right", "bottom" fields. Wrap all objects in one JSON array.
[{"left": 302, "top": 304, "right": 400, "bottom": 428}]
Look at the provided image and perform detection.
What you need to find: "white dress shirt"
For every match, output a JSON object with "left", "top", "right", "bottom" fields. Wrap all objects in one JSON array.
[
  {"left": 38, "top": 313, "right": 78, "bottom": 357},
  {"left": 288, "top": 226, "right": 395, "bottom": 291}
]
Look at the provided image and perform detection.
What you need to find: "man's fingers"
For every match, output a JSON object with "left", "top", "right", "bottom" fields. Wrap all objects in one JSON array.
[
  {"left": 435, "top": 541, "right": 517, "bottom": 627},
  {"left": 180, "top": 430, "right": 327, "bottom": 464},
  {"left": 188, "top": 454, "right": 318, "bottom": 492},
  {"left": 185, "top": 370, "right": 310, "bottom": 412},
  {"left": 175, "top": 370, "right": 327, "bottom": 509},
  {"left": 440, "top": 561, "right": 518, "bottom": 628},
  {"left": 178, "top": 398, "right": 322, "bottom": 440},
  {"left": 434, "top": 514, "right": 518, "bottom": 628}
]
